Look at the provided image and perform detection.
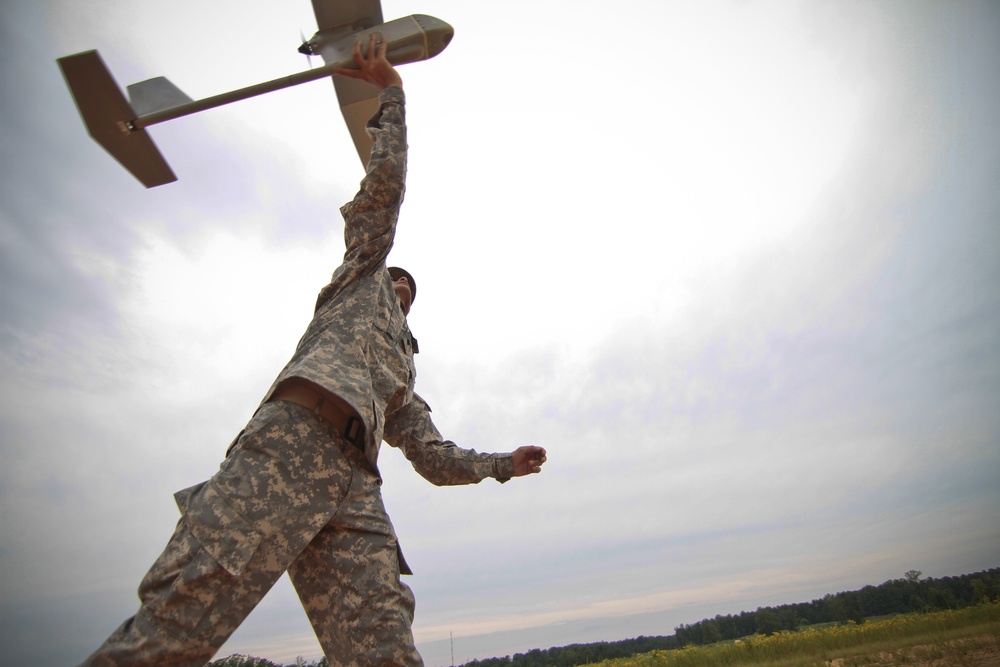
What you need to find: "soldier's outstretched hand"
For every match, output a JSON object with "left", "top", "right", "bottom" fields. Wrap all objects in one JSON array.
[
  {"left": 512, "top": 445, "right": 547, "bottom": 477},
  {"left": 334, "top": 33, "right": 403, "bottom": 90}
]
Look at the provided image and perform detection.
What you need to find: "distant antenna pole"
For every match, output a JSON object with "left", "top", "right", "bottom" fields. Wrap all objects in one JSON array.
[{"left": 450, "top": 631, "right": 454, "bottom": 667}]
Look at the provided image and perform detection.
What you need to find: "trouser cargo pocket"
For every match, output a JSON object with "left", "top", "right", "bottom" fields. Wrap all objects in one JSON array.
[{"left": 174, "top": 480, "right": 263, "bottom": 578}]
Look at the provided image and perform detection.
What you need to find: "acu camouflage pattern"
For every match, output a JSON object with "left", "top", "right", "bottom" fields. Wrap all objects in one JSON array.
[
  {"left": 79, "top": 86, "right": 512, "bottom": 667},
  {"left": 259, "top": 85, "right": 513, "bottom": 485},
  {"left": 384, "top": 392, "right": 515, "bottom": 484},
  {"left": 261, "top": 84, "right": 413, "bottom": 472},
  {"left": 79, "top": 402, "right": 421, "bottom": 667}
]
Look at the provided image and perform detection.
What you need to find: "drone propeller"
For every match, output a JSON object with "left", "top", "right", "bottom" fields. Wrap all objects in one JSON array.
[{"left": 297, "top": 30, "right": 315, "bottom": 68}]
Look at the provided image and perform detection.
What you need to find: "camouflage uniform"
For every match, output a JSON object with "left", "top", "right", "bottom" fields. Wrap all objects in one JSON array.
[{"left": 79, "top": 87, "right": 514, "bottom": 667}]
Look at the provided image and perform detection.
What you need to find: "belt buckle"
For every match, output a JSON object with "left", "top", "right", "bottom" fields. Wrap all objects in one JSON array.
[{"left": 343, "top": 415, "right": 363, "bottom": 448}]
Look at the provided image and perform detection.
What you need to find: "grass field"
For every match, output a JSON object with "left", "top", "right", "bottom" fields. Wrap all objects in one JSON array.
[{"left": 584, "top": 601, "right": 1000, "bottom": 667}]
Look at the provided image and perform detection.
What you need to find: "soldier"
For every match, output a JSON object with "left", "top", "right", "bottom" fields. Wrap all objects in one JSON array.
[{"left": 78, "top": 35, "right": 547, "bottom": 667}]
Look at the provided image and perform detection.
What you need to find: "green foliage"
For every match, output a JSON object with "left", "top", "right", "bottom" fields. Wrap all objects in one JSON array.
[
  {"left": 459, "top": 567, "right": 1000, "bottom": 667},
  {"left": 753, "top": 609, "right": 781, "bottom": 636},
  {"left": 206, "top": 655, "right": 285, "bottom": 667},
  {"left": 205, "top": 568, "right": 1000, "bottom": 667},
  {"left": 665, "top": 567, "right": 1000, "bottom": 654},
  {"left": 206, "top": 655, "right": 327, "bottom": 667},
  {"left": 570, "top": 602, "right": 1000, "bottom": 667},
  {"left": 463, "top": 636, "right": 683, "bottom": 667}
]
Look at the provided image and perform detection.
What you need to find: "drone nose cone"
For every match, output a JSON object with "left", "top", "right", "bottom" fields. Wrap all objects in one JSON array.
[{"left": 412, "top": 15, "right": 454, "bottom": 58}]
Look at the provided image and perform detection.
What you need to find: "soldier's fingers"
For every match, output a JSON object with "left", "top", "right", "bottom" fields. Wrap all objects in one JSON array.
[{"left": 350, "top": 38, "right": 365, "bottom": 67}]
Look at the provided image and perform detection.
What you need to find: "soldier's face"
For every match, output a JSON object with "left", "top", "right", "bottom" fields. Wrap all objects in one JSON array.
[{"left": 393, "top": 277, "right": 412, "bottom": 315}]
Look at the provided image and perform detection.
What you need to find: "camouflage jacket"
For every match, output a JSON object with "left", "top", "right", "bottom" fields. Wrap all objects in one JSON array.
[{"left": 261, "top": 86, "right": 513, "bottom": 484}]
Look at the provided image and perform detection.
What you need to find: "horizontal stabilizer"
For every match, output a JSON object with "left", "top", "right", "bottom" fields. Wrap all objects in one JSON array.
[
  {"left": 57, "top": 50, "right": 177, "bottom": 188},
  {"left": 128, "top": 77, "right": 193, "bottom": 117}
]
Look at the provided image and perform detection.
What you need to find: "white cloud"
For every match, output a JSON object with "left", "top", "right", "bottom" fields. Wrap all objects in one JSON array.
[{"left": 2, "top": 1, "right": 999, "bottom": 666}]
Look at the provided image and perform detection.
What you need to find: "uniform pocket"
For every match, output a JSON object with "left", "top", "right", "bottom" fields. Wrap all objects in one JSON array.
[
  {"left": 174, "top": 479, "right": 263, "bottom": 578},
  {"left": 373, "top": 275, "right": 405, "bottom": 340}
]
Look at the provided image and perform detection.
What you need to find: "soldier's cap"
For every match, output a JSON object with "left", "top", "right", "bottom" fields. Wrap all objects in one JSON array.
[{"left": 388, "top": 266, "right": 416, "bottom": 303}]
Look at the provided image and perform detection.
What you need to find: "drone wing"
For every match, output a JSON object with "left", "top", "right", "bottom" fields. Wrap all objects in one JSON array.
[
  {"left": 312, "top": 0, "right": 383, "bottom": 36},
  {"left": 311, "top": 0, "right": 385, "bottom": 167}
]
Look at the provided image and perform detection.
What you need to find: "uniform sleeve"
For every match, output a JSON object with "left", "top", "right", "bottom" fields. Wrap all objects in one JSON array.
[
  {"left": 315, "top": 86, "right": 407, "bottom": 311},
  {"left": 383, "top": 394, "right": 515, "bottom": 485}
]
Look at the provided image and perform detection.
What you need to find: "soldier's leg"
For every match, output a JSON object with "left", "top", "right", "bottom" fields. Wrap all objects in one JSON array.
[
  {"left": 79, "top": 508, "right": 283, "bottom": 667},
  {"left": 288, "top": 445, "right": 423, "bottom": 667},
  {"left": 78, "top": 402, "right": 355, "bottom": 667}
]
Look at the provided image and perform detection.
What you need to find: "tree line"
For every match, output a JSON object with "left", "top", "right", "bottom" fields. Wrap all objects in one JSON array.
[
  {"left": 207, "top": 567, "right": 999, "bottom": 667},
  {"left": 460, "top": 568, "right": 1000, "bottom": 667},
  {"left": 207, "top": 655, "right": 328, "bottom": 667}
]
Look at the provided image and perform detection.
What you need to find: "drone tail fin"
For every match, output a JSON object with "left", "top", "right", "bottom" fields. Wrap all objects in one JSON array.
[
  {"left": 127, "top": 77, "right": 194, "bottom": 117},
  {"left": 57, "top": 50, "right": 177, "bottom": 188}
]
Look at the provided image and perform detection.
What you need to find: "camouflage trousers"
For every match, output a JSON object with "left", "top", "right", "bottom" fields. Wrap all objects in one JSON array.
[{"left": 77, "top": 400, "right": 423, "bottom": 667}]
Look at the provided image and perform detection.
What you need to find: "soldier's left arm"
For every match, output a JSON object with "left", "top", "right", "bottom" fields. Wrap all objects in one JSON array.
[{"left": 384, "top": 395, "right": 545, "bottom": 485}]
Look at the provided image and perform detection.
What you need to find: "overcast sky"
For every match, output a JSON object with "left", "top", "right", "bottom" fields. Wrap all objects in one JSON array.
[{"left": 2, "top": 1, "right": 999, "bottom": 665}]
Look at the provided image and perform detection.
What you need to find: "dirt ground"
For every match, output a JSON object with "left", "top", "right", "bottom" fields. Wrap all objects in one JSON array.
[{"left": 826, "top": 634, "right": 1000, "bottom": 667}]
